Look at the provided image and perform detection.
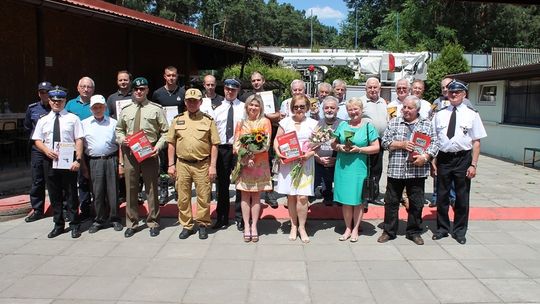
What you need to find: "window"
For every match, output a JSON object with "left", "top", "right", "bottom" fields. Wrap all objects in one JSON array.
[
  {"left": 504, "top": 78, "right": 540, "bottom": 126},
  {"left": 478, "top": 84, "right": 497, "bottom": 105}
]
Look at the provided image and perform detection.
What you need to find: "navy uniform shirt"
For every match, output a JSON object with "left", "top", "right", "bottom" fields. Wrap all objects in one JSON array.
[{"left": 24, "top": 101, "right": 51, "bottom": 149}]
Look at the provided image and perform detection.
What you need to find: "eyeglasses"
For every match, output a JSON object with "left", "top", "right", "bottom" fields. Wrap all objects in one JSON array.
[
  {"left": 397, "top": 87, "right": 408, "bottom": 91},
  {"left": 293, "top": 105, "right": 306, "bottom": 110},
  {"left": 78, "top": 85, "right": 94, "bottom": 89},
  {"left": 133, "top": 87, "right": 147, "bottom": 92}
]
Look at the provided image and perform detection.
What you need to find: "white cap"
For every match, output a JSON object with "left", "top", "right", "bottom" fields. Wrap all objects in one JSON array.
[{"left": 90, "top": 95, "right": 106, "bottom": 107}]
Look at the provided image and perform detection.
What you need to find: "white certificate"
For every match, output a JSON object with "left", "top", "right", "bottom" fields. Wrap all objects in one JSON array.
[
  {"left": 200, "top": 98, "right": 215, "bottom": 117},
  {"left": 163, "top": 106, "right": 179, "bottom": 124},
  {"left": 52, "top": 142, "right": 75, "bottom": 169},
  {"left": 257, "top": 91, "right": 276, "bottom": 113},
  {"left": 116, "top": 99, "right": 132, "bottom": 118}
]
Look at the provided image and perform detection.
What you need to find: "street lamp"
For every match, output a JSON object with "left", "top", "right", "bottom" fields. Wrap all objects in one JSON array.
[{"left": 212, "top": 21, "right": 223, "bottom": 39}]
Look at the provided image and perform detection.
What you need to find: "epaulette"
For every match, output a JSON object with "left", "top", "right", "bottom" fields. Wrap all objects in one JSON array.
[
  {"left": 202, "top": 112, "right": 214, "bottom": 120},
  {"left": 440, "top": 106, "right": 449, "bottom": 111},
  {"left": 149, "top": 101, "right": 163, "bottom": 108},
  {"left": 121, "top": 103, "right": 134, "bottom": 110},
  {"left": 174, "top": 113, "right": 185, "bottom": 118},
  {"left": 39, "top": 113, "right": 48, "bottom": 119},
  {"left": 28, "top": 102, "right": 39, "bottom": 108},
  {"left": 466, "top": 105, "right": 478, "bottom": 113}
]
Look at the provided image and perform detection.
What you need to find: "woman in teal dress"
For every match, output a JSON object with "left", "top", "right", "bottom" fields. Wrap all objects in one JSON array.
[{"left": 331, "top": 97, "right": 380, "bottom": 242}]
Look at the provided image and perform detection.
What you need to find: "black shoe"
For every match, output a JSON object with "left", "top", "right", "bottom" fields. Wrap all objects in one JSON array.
[
  {"left": 47, "top": 227, "right": 64, "bottom": 238},
  {"left": 112, "top": 222, "right": 123, "bottom": 231},
  {"left": 149, "top": 227, "right": 160, "bottom": 237},
  {"left": 432, "top": 232, "right": 449, "bottom": 240},
  {"left": 377, "top": 232, "right": 394, "bottom": 243},
  {"left": 25, "top": 212, "right": 43, "bottom": 223},
  {"left": 79, "top": 211, "right": 92, "bottom": 222},
  {"left": 71, "top": 226, "right": 81, "bottom": 238},
  {"left": 88, "top": 223, "right": 101, "bottom": 234},
  {"left": 452, "top": 234, "right": 467, "bottom": 244},
  {"left": 236, "top": 221, "right": 244, "bottom": 231},
  {"left": 406, "top": 235, "right": 425, "bottom": 245},
  {"left": 211, "top": 220, "right": 227, "bottom": 230},
  {"left": 198, "top": 226, "right": 208, "bottom": 240},
  {"left": 124, "top": 228, "right": 136, "bottom": 238},
  {"left": 179, "top": 228, "right": 195, "bottom": 239}
]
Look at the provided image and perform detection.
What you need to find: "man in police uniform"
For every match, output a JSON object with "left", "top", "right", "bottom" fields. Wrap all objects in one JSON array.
[
  {"left": 167, "top": 88, "right": 220, "bottom": 240},
  {"left": 32, "top": 86, "right": 84, "bottom": 238},
  {"left": 432, "top": 80, "right": 487, "bottom": 244},
  {"left": 23, "top": 81, "right": 52, "bottom": 222},
  {"left": 116, "top": 77, "right": 169, "bottom": 238}
]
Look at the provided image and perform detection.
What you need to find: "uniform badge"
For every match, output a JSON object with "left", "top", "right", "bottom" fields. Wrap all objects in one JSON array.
[
  {"left": 177, "top": 120, "right": 185, "bottom": 125},
  {"left": 460, "top": 125, "right": 468, "bottom": 135}
]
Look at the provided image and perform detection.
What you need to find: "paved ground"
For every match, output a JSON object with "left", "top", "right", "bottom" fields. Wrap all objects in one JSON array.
[{"left": 0, "top": 154, "right": 539, "bottom": 303}]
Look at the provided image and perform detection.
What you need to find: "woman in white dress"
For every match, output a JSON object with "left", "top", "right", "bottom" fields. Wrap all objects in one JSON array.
[{"left": 274, "top": 95, "right": 318, "bottom": 243}]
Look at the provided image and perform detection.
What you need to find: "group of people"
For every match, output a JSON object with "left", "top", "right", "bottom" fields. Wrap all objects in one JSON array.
[{"left": 24, "top": 67, "right": 486, "bottom": 246}]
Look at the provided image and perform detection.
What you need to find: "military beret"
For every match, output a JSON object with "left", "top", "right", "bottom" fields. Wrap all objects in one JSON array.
[{"left": 132, "top": 77, "right": 149, "bottom": 87}]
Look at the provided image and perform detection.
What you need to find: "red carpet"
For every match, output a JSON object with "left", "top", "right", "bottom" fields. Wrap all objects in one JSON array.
[{"left": 2, "top": 195, "right": 540, "bottom": 220}]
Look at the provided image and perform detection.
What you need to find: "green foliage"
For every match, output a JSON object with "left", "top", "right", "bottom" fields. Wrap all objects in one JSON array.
[
  {"left": 425, "top": 43, "right": 470, "bottom": 102},
  {"left": 324, "top": 66, "right": 357, "bottom": 86},
  {"left": 222, "top": 56, "right": 301, "bottom": 100}
]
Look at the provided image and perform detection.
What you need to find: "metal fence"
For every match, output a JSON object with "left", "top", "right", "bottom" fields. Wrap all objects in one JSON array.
[{"left": 492, "top": 47, "right": 540, "bottom": 69}]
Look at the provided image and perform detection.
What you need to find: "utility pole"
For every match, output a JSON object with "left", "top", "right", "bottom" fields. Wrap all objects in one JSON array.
[
  {"left": 310, "top": 9, "right": 313, "bottom": 51},
  {"left": 212, "top": 21, "right": 222, "bottom": 39}
]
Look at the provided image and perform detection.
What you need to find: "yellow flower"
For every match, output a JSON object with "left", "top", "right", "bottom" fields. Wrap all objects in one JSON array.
[{"left": 255, "top": 134, "right": 264, "bottom": 143}]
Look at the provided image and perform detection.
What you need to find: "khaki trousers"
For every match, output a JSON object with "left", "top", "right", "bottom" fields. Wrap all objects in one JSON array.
[{"left": 176, "top": 159, "right": 211, "bottom": 230}]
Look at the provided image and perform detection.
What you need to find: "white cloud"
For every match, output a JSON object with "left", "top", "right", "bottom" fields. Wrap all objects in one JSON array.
[{"left": 305, "top": 6, "right": 345, "bottom": 21}]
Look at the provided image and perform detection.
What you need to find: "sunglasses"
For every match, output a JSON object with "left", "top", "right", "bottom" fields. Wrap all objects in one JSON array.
[{"left": 133, "top": 87, "right": 147, "bottom": 92}]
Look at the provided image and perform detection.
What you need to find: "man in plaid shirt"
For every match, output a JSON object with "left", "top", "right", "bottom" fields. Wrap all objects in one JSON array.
[{"left": 378, "top": 96, "right": 440, "bottom": 245}]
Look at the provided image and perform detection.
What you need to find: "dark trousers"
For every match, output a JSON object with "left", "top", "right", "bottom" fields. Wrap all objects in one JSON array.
[
  {"left": 436, "top": 151, "right": 472, "bottom": 237},
  {"left": 88, "top": 156, "right": 120, "bottom": 224},
  {"left": 216, "top": 145, "right": 241, "bottom": 222},
  {"left": 314, "top": 162, "right": 335, "bottom": 201},
  {"left": 29, "top": 148, "right": 47, "bottom": 214},
  {"left": 77, "top": 168, "right": 92, "bottom": 213},
  {"left": 383, "top": 177, "right": 425, "bottom": 238},
  {"left": 44, "top": 159, "right": 80, "bottom": 228},
  {"left": 368, "top": 138, "right": 384, "bottom": 198}
]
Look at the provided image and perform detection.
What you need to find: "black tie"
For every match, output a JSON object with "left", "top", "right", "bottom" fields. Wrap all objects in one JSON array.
[
  {"left": 53, "top": 112, "right": 60, "bottom": 143},
  {"left": 447, "top": 107, "right": 456, "bottom": 139},
  {"left": 226, "top": 101, "right": 234, "bottom": 142}
]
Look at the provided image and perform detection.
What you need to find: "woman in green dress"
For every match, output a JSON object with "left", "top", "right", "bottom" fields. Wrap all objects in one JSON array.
[{"left": 331, "top": 97, "right": 380, "bottom": 242}]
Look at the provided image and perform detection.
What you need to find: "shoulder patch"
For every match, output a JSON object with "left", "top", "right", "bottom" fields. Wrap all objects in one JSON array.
[
  {"left": 466, "top": 105, "right": 478, "bottom": 112},
  {"left": 202, "top": 113, "right": 214, "bottom": 120},
  {"left": 149, "top": 101, "right": 163, "bottom": 108}
]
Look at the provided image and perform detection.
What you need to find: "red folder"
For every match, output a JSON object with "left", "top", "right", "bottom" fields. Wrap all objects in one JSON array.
[
  {"left": 126, "top": 130, "right": 153, "bottom": 163},
  {"left": 409, "top": 132, "right": 431, "bottom": 161},
  {"left": 276, "top": 131, "right": 303, "bottom": 164}
]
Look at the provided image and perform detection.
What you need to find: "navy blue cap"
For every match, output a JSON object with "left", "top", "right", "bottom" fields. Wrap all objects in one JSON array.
[
  {"left": 132, "top": 77, "right": 149, "bottom": 87},
  {"left": 224, "top": 78, "right": 240, "bottom": 89},
  {"left": 48, "top": 86, "right": 68, "bottom": 100},
  {"left": 447, "top": 80, "right": 468, "bottom": 92},
  {"left": 38, "top": 81, "right": 53, "bottom": 91}
]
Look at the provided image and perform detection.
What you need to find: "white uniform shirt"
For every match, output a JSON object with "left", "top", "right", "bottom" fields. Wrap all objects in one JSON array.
[
  {"left": 32, "top": 109, "right": 83, "bottom": 149},
  {"left": 433, "top": 102, "right": 487, "bottom": 153},
  {"left": 82, "top": 116, "right": 118, "bottom": 157},
  {"left": 212, "top": 98, "right": 245, "bottom": 145},
  {"left": 360, "top": 95, "right": 388, "bottom": 137},
  {"left": 387, "top": 98, "right": 432, "bottom": 120}
]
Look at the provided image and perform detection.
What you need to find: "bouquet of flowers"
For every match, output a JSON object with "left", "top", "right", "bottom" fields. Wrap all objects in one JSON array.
[
  {"left": 231, "top": 128, "right": 268, "bottom": 183},
  {"left": 291, "top": 126, "right": 335, "bottom": 188}
]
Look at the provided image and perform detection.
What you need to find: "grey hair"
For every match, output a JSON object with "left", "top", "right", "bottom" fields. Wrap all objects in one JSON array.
[
  {"left": 403, "top": 95, "right": 421, "bottom": 111},
  {"left": 346, "top": 96, "right": 364, "bottom": 110},
  {"left": 318, "top": 82, "right": 332, "bottom": 92},
  {"left": 290, "top": 79, "right": 305, "bottom": 91},
  {"left": 332, "top": 79, "right": 347, "bottom": 88},
  {"left": 78, "top": 76, "right": 95, "bottom": 88},
  {"left": 322, "top": 96, "right": 339, "bottom": 107}
]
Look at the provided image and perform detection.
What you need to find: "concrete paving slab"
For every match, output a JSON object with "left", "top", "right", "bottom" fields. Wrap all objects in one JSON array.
[
  {"left": 409, "top": 260, "right": 474, "bottom": 279},
  {"left": 253, "top": 260, "right": 307, "bottom": 280},
  {"left": 0, "top": 254, "right": 52, "bottom": 276},
  {"left": 84, "top": 256, "right": 149, "bottom": 277},
  {"left": 33, "top": 256, "right": 99, "bottom": 276},
  {"left": 461, "top": 259, "right": 528, "bottom": 279},
  {"left": 481, "top": 278, "right": 540, "bottom": 303},
  {"left": 306, "top": 260, "right": 362, "bottom": 281},
  {"left": 396, "top": 244, "right": 453, "bottom": 260},
  {"left": 0, "top": 275, "right": 77, "bottom": 299},
  {"left": 0, "top": 238, "right": 31, "bottom": 254},
  {"left": 254, "top": 244, "right": 305, "bottom": 260},
  {"left": 58, "top": 276, "right": 132, "bottom": 301},
  {"left": 486, "top": 244, "right": 540, "bottom": 260},
  {"left": 139, "top": 258, "right": 201, "bottom": 279},
  {"left": 507, "top": 259, "right": 540, "bottom": 278},
  {"left": 182, "top": 279, "right": 250, "bottom": 304},
  {"left": 155, "top": 243, "right": 210, "bottom": 259},
  {"left": 119, "top": 277, "right": 189, "bottom": 302},
  {"left": 425, "top": 279, "right": 501, "bottom": 303},
  {"left": 206, "top": 243, "right": 257, "bottom": 260},
  {"left": 442, "top": 244, "right": 499, "bottom": 260},
  {"left": 303, "top": 243, "right": 355, "bottom": 261},
  {"left": 359, "top": 260, "right": 419, "bottom": 280},
  {"left": 309, "top": 280, "right": 375, "bottom": 304},
  {"left": 52, "top": 300, "right": 115, "bottom": 304},
  {"left": 367, "top": 279, "right": 438, "bottom": 304},
  {"left": 195, "top": 260, "right": 253, "bottom": 280},
  {"left": 351, "top": 244, "right": 405, "bottom": 261},
  {"left": 61, "top": 240, "right": 117, "bottom": 257},
  {"left": 0, "top": 300, "right": 52, "bottom": 304},
  {"left": 248, "top": 280, "right": 310, "bottom": 304}
]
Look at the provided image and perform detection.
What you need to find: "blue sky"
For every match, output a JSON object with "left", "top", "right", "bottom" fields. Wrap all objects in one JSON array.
[{"left": 276, "top": 0, "right": 349, "bottom": 29}]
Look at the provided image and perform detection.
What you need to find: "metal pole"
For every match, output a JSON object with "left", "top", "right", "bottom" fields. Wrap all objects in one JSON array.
[
  {"left": 355, "top": 7, "right": 358, "bottom": 49},
  {"left": 212, "top": 21, "right": 222, "bottom": 39},
  {"left": 310, "top": 9, "right": 313, "bottom": 51}
]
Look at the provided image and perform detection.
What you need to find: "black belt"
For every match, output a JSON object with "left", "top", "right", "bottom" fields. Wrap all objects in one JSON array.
[
  {"left": 178, "top": 156, "right": 208, "bottom": 164},
  {"left": 439, "top": 150, "right": 470, "bottom": 157},
  {"left": 218, "top": 144, "right": 233, "bottom": 149},
  {"left": 86, "top": 152, "right": 118, "bottom": 160}
]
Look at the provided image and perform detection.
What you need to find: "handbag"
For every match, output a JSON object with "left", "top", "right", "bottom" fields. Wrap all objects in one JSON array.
[{"left": 362, "top": 123, "right": 378, "bottom": 204}]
